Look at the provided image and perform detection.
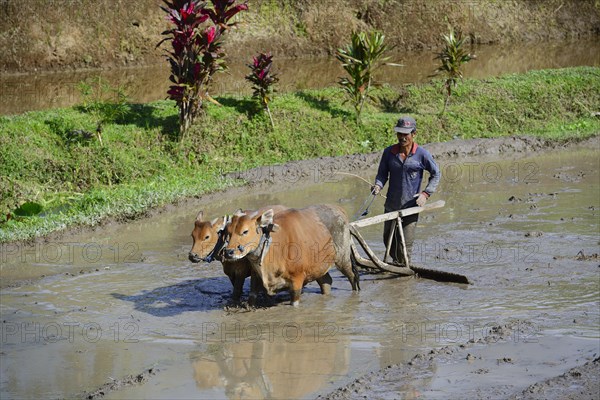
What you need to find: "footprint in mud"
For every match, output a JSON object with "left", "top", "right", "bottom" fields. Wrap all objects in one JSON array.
[
  {"left": 472, "top": 368, "right": 490, "bottom": 374},
  {"left": 524, "top": 231, "right": 544, "bottom": 237},
  {"left": 552, "top": 171, "right": 585, "bottom": 182},
  {"left": 497, "top": 357, "right": 514, "bottom": 364},
  {"left": 574, "top": 250, "right": 599, "bottom": 261}
]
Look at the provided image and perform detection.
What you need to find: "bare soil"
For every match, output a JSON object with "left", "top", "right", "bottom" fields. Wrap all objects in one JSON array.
[
  {"left": 318, "top": 321, "right": 600, "bottom": 400},
  {"left": 1, "top": 0, "right": 599, "bottom": 73}
]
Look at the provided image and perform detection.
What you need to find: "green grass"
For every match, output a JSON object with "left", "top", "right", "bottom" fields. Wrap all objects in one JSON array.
[{"left": 1, "top": 67, "right": 599, "bottom": 242}]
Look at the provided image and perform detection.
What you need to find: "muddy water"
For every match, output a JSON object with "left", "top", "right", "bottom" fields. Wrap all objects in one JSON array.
[
  {"left": 1, "top": 146, "right": 599, "bottom": 399},
  {"left": 1, "top": 38, "right": 599, "bottom": 115}
]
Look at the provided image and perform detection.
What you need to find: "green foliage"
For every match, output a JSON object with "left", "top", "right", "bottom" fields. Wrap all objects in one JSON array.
[
  {"left": 0, "top": 67, "right": 598, "bottom": 242},
  {"left": 13, "top": 201, "right": 44, "bottom": 217},
  {"left": 78, "top": 76, "right": 130, "bottom": 145},
  {"left": 336, "top": 30, "right": 391, "bottom": 124},
  {"left": 433, "top": 26, "right": 475, "bottom": 113}
]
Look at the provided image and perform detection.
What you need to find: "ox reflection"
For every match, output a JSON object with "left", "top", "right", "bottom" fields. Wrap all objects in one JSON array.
[{"left": 191, "top": 334, "right": 349, "bottom": 399}]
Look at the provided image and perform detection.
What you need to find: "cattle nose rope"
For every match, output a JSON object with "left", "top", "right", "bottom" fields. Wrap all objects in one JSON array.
[
  {"left": 334, "top": 172, "right": 385, "bottom": 222},
  {"left": 352, "top": 192, "right": 376, "bottom": 221}
]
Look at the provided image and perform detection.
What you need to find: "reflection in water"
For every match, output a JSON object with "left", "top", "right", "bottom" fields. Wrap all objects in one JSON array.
[
  {"left": 1, "top": 39, "right": 598, "bottom": 115},
  {"left": 191, "top": 337, "right": 349, "bottom": 400}
]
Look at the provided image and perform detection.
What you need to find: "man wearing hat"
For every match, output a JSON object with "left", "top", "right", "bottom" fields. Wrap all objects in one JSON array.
[{"left": 371, "top": 116, "right": 441, "bottom": 266}]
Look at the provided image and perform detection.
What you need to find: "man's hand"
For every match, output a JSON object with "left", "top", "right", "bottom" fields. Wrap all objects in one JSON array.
[
  {"left": 371, "top": 185, "right": 381, "bottom": 195},
  {"left": 416, "top": 192, "right": 428, "bottom": 206}
]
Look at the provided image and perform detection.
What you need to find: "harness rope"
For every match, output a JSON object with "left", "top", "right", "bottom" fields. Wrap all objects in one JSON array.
[
  {"left": 246, "top": 224, "right": 274, "bottom": 267},
  {"left": 202, "top": 215, "right": 231, "bottom": 263}
]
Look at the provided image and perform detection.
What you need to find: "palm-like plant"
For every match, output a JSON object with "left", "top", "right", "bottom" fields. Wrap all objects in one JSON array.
[
  {"left": 434, "top": 27, "right": 475, "bottom": 114},
  {"left": 245, "top": 52, "right": 279, "bottom": 129},
  {"left": 336, "top": 31, "right": 391, "bottom": 124}
]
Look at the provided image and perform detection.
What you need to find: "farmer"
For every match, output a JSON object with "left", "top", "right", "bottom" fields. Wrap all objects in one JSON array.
[{"left": 371, "top": 116, "right": 441, "bottom": 266}]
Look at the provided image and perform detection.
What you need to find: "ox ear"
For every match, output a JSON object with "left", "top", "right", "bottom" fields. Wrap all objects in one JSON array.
[
  {"left": 195, "top": 210, "right": 204, "bottom": 222},
  {"left": 258, "top": 209, "right": 275, "bottom": 228},
  {"left": 233, "top": 208, "right": 245, "bottom": 217},
  {"left": 210, "top": 217, "right": 220, "bottom": 226},
  {"left": 216, "top": 216, "right": 229, "bottom": 231}
]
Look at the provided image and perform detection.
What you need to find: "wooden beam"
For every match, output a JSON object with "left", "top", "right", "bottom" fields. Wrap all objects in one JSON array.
[
  {"left": 396, "top": 216, "right": 410, "bottom": 268},
  {"left": 383, "top": 218, "right": 396, "bottom": 263},
  {"left": 350, "top": 200, "right": 445, "bottom": 228},
  {"left": 349, "top": 225, "right": 415, "bottom": 276}
]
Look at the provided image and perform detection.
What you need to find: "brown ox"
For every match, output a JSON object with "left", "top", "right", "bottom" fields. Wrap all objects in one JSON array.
[
  {"left": 222, "top": 204, "right": 360, "bottom": 306},
  {"left": 189, "top": 206, "right": 286, "bottom": 303}
]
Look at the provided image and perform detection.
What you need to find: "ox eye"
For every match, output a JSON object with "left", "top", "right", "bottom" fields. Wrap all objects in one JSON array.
[
  {"left": 242, "top": 229, "right": 249, "bottom": 235},
  {"left": 204, "top": 235, "right": 210, "bottom": 240}
]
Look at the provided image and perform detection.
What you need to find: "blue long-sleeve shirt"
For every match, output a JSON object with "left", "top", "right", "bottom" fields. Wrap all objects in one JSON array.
[{"left": 375, "top": 142, "right": 441, "bottom": 210}]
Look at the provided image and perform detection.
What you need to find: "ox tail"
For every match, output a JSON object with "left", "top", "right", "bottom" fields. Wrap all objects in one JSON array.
[{"left": 350, "top": 250, "right": 361, "bottom": 291}]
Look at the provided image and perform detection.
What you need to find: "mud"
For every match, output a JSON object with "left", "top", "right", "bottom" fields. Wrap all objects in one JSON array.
[
  {"left": 319, "top": 322, "right": 600, "bottom": 399},
  {"left": 1, "top": 135, "right": 599, "bottom": 399},
  {"left": 83, "top": 368, "right": 157, "bottom": 400},
  {"left": 511, "top": 357, "right": 599, "bottom": 400}
]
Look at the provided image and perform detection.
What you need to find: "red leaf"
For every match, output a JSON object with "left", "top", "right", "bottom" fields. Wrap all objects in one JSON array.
[
  {"left": 225, "top": 3, "right": 248, "bottom": 20},
  {"left": 205, "top": 26, "right": 216, "bottom": 45}
]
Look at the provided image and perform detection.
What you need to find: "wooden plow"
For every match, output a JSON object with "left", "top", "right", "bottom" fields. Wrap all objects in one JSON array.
[{"left": 350, "top": 200, "right": 470, "bottom": 284}]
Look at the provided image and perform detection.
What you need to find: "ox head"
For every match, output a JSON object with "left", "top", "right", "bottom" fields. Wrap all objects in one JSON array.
[
  {"left": 223, "top": 209, "right": 279, "bottom": 260},
  {"left": 189, "top": 211, "right": 230, "bottom": 263}
]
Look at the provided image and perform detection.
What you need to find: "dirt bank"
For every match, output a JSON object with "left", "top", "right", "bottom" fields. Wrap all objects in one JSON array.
[
  {"left": 318, "top": 321, "right": 600, "bottom": 400},
  {"left": 1, "top": 0, "right": 599, "bottom": 73},
  {"left": 3, "top": 134, "right": 595, "bottom": 278}
]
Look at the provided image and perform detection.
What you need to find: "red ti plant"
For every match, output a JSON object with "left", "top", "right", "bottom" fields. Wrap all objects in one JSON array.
[
  {"left": 245, "top": 52, "right": 279, "bottom": 129},
  {"left": 204, "top": 0, "right": 249, "bottom": 30},
  {"left": 198, "top": 1, "right": 249, "bottom": 95},
  {"left": 160, "top": 0, "right": 248, "bottom": 138}
]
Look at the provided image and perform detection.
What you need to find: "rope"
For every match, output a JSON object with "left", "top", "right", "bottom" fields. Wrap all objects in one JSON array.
[
  {"left": 334, "top": 172, "right": 387, "bottom": 199},
  {"left": 352, "top": 193, "right": 376, "bottom": 221},
  {"left": 335, "top": 171, "right": 386, "bottom": 221}
]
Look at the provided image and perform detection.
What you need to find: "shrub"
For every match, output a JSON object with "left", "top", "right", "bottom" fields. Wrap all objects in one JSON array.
[
  {"left": 433, "top": 27, "right": 475, "bottom": 113},
  {"left": 245, "top": 52, "right": 279, "bottom": 129},
  {"left": 159, "top": 0, "right": 248, "bottom": 137},
  {"left": 336, "top": 31, "right": 391, "bottom": 124},
  {"left": 78, "top": 76, "right": 129, "bottom": 145}
]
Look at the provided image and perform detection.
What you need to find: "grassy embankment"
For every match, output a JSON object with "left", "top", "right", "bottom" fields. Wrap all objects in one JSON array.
[{"left": 1, "top": 67, "right": 599, "bottom": 243}]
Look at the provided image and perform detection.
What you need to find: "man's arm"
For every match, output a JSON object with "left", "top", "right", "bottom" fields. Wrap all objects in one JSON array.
[
  {"left": 373, "top": 148, "right": 390, "bottom": 193},
  {"left": 422, "top": 152, "right": 441, "bottom": 196}
]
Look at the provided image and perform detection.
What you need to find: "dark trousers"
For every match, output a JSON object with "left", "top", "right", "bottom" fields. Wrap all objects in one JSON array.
[{"left": 383, "top": 210, "right": 418, "bottom": 266}]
